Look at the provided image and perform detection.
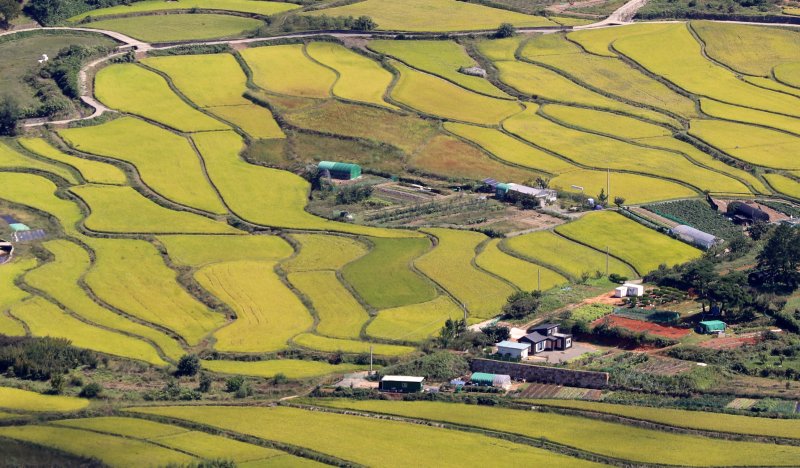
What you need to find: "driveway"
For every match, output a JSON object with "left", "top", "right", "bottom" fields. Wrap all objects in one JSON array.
[{"left": 527, "top": 342, "right": 597, "bottom": 363}]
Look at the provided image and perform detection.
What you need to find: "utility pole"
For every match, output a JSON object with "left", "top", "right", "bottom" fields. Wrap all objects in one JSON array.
[
  {"left": 537, "top": 268, "right": 541, "bottom": 291},
  {"left": 369, "top": 345, "right": 373, "bottom": 374},
  {"left": 607, "top": 168, "right": 610, "bottom": 201},
  {"left": 606, "top": 246, "right": 610, "bottom": 276}
]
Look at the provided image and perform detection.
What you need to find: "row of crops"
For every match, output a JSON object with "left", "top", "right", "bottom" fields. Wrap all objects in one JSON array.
[{"left": 644, "top": 200, "right": 743, "bottom": 240}]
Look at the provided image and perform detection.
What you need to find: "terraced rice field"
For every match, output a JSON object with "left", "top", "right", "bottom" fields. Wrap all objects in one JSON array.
[
  {"left": 389, "top": 61, "right": 521, "bottom": 125},
  {"left": 71, "top": 185, "right": 237, "bottom": 234},
  {"left": 288, "top": 271, "right": 368, "bottom": 339},
  {"left": 196, "top": 260, "right": 312, "bottom": 352},
  {"left": 0, "top": 387, "right": 88, "bottom": 412},
  {"left": 0, "top": 258, "right": 36, "bottom": 313},
  {"left": 283, "top": 234, "right": 368, "bottom": 272},
  {"left": 0, "top": 141, "right": 79, "bottom": 184},
  {"left": 304, "top": 0, "right": 558, "bottom": 32},
  {"left": 143, "top": 53, "right": 250, "bottom": 107},
  {"left": 70, "top": 0, "right": 298, "bottom": 21},
  {"left": 540, "top": 105, "right": 672, "bottom": 140},
  {"left": 159, "top": 234, "right": 293, "bottom": 267},
  {"left": 567, "top": 22, "right": 678, "bottom": 57},
  {"left": 369, "top": 40, "right": 508, "bottom": 98},
  {"left": 366, "top": 296, "right": 464, "bottom": 342},
  {"left": 698, "top": 99, "right": 800, "bottom": 137},
  {"left": 0, "top": 425, "right": 196, "bottom": 466},
  {"left": 306, "top": 42, "right": 396, "bottom": 109},
  {"left": 691, "top": 21, "right": 800, "bottom": 76},
  {"left": 476, "top": 36, "right": 525, "bottom": 62},
  {"left": 505, "top": 107, "right": 750, "bottom": 194},
  {"left": 200, "top": 359, "right": 366, "bottom": 379},
  {"left": 774, "top": 62, "right": 800, "bottom": 88},
  {"left": 550, "top": 169, "right": 697, "bottom": 204},
  {"left": 208, "top": 104, "right": 285, "bottom": 139},
  {"left": 313, "top": 400, "right": 800, "bottom": 466},
  {"left": 130, "top": 405, "right": 604, "bottom": 467},
  {"left": 526, "top": 399, "right": 800, "bottom": 439},
  {"left": 0, "top": 172, "right": 83, "bottom": 235},
  {"left": 60, "top": 117, "right": 227, "bottom": 213},
  {"left": 93, "top": 65, "right": 228, "bottom": 132},
  {"left": 85, "top": 238, "right": 224, "bottom": 346},
  {"left": 342, "top": 237, "right": 437, "bottom": 309},
  {"left": 292, "top": 333, "right": 414, "bottom": 356},
  {"left": 11, "top": 297, "right": 165, "bottom": 365},
  {"left": 18, "top": 137, "right": 127, "bottom": 185},
  {"left": 503, "top": 230, "right": 634, "bottom": 279},
  {"left": 688, "top": 120, "right": 800, "bottom": 169},
  {"left": 85, "top": 14, "right": 263, "bottom": 42},
  {"left": 415, "top": 228, "right": 514, "bottom": 319},
  {"left": 25, "top": 239, "right": 185, "bottom": 362},
  {"left": 242, "top": 44, "right": 336, "bottom": 98},
  {"left": 556, "top": 211, "right": 701, "bottom": 275},
  {"left": 764, "top": 174, "right": 800, "bottom": 199},
  {"left": 476, "top": 239, "right": 568, "bottom": 291}
]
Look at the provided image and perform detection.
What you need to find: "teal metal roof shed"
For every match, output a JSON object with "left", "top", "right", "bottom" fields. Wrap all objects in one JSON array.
[
  {"left": 697, "top": 320, "right": 726, "bottom": 334},
  {"left": 318, "top": 161, "right": 361, "bottom": 180}
]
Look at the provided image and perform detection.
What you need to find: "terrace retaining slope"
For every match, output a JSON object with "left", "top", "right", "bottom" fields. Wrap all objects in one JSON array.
[{"left": 472, "top": 358, "right": 609, "bottom": 388}]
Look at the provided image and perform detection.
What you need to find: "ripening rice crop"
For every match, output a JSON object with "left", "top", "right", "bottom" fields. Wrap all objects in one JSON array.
[
  {"left": 0, "top": 141, "right": 78, "bottom": 184},
  {"left": 18, "top": 137, "right": 127, "bottom": 185},
  {"left": 25, "top": 240, "right": 185, "bottom": 361},
  {"left": 241, "top": 44, "right": 336, "bottom": 98},
  {"left": 0, "top": 387, "right": 88, "bottom": 412},
  {"left": 416, "top": 228, "right": 515, "bottom": 318},
  {"left": 143, "top": 53, "right": 250, "bottom": 107},
  {"left": 524, "top": 399, "right": 800, "bottom": 440},
  {"left": 192, "top": 130, "right": 410, "bottom": 237},
  {"left": 0, "top": 258, "right": 36, "bottom": 314},
  {"left": 283, "top": 234, "right": 368, "bottom": 272},
  {"left": 129, "top": 405, "right": 603, "bottom": 468},
  {"left": 0, "top": 172, "right": 83, "bottom": 235},
  {"left": 476, "top": 239, "right": 568, "bottom": 291},
  {"left": 389, "top": 61, "right": 522, "bottom": 125},
  {"left": 613, "top": 23, "right": 800, "bottom": 118},
  {"left": 70, "top": 0, "right": 298, "bottom": 21},
  {"left": 70, "top": 185, "right": 238, "bottom": 234},
  {"left": 159, "top": 234, "right": 293, "bottom": 267},
  {"left": 11, "top": 297, "right": 166, "bottom": 365},
  {"left": 292, "top": 333, "right": 415, "bottom": 356},
  {"left": 94, "top": 64, "right": 228, "bottom": 132},
  {"left": 744, "top": 75, "right": 800, "bottom": 97},
  {"left": 201, "top": 359, "right": 365, "bottom": 379},
  {"left": 306, "top": 42, "right": 396, "bottom": 108},
  {"left": 313, "top": 399, "right": 800, "bottom": 467},
  {"left": 369, "top": 40, "right": 508, "bottom": 98},
  {"left": 197, "top": 260, "right": 312, "bottom": 353},
  {"left": 0, "top": 425, "right": 196, "bottom": 467},
  {"left": 774, "top": 61, "right": 800, "bottom": 88},
  {"left": 556, "top": 211, "right": 701, "bottom": 275},
  {"left": 503, "top": 230, "right": 634, "bottom": 279},
  {"left": 60, "top": 117, "right": 227, "bottom": 213},
  {"left": 444, "top": 123, "right": 575, "bottom": 174},
  {"left": 518, "top": 34, "right": 698, "bottom": 118},
  {"left": 567, "top": 22, "right": 676, "bottom": 57},
  {"left": 476, "top": 36, "right": 525, "bottom": 62},
  {"left": 288, "top": 271, "right": 368, "bottom": 339},
  {"left": 85, "top": 237, "right": 225, "bottom": 346},
  {"left": 691, "top": 21, "right": 800, "bottom": 76},
  {"left": 688, "top": 120, "right": 800, "bottom": 170},
  {"left": 764, "top": 174, "right": 800, "bottom": 199},
  {"left": 699, "top": 99, "right": 800, "bottom": 136},
  {"left": 303, "top": 0, "right": 558, "bottom": 32},
  {"left": 540, "top": 105, "right": 672, "bottom": 140},
  {"left": 493, "top": 61, "right": 677, "bottom": 126},
  {"left": 366, "top": 296, "right": 464, "bottom": 342},
  {"left": 84, "top": 14, "right": 262, "bottom": 43},
  {"left": 505, "top": 107, "right": 749, "bottom": 194},
  {"left": 55, "top": 417, "right": 187, "bottom": 440},
  {"left": 206, "top": 105, "right": 285, "bottom": 139},
  {"left": 342, "top": 237, "right": 437, "bottom": 309},
  {"left": 550, "top": 169, "right": 697, "bottom": 205}
]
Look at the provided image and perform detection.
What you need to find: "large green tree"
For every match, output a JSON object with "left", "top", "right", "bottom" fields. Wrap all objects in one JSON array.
[
  {"left": 0, "top": 0, "right": 21, "bottom": 29},
  {"left": 0, "top": 95, "right": 20, "bottom": 136},
  {"left": 756, "top": 224, "right": 800, "bottom": 291}
]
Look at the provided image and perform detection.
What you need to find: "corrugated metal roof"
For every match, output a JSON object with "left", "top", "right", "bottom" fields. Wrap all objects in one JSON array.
[
  {"left": 381, "top": 375, "right": 425, "bottom": 383},
  {"left": 496, "top": 340, "right": 530, "bottom": 350}
]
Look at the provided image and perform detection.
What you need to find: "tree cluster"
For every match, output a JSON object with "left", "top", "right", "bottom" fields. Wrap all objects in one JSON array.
[
  {"left": 0, "top": 336, "right": 97, "bottom": 380},
  {"left": 502, "top": 290, "right": 542, "bottom": 320},
  {"left": 0, "top": 0, "right": 22, "bottom": 29},
  {"left": 25, "top": 0, "right": 133, "bottom": 25},
  {"left": 335, "top": 184, "right": 373, "bottom": 205}
]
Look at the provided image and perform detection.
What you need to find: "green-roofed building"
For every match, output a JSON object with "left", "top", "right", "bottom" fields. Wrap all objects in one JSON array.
[
  {"left": 697, "top": 320, "right": 726, "bottom": 334},
  {"left": 318, "top": 161, "right": 361, "bottom": 180}
]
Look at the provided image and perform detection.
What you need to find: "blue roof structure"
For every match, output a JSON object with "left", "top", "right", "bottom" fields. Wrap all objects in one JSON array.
[{"left": 496, "top": 340, "right": 530, "bottom": 350}]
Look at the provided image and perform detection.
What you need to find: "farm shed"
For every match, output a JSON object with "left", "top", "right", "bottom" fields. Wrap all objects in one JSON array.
[
  {"left": 623, "top": 283, "right": 644, "bottom": 297},
  {"left": 727, "top": 202, "right": 769, "bottom": 224},
  {"left": 495, "top": 182, "right": 557, "bottom": 206},
  {"left": 671, "top": 225, "right": 720, "bottom": 250},
  {"left": 318, "top": 161, "right": 362, "bottom": 180},
  {"left": 470, "top": 372, "right": 512, "bottom": 390},
  {"left": 614, "top": 286, "right": 629, "bottom": 298},
  {"left": 379, "top": 375, "right": 424, "bottom": 393},
  {"left": 697, "top": 320, "right": 726, "bottom": 334},
  {"left": 496, "top": 340, "right": 530, "bottom": 359}
]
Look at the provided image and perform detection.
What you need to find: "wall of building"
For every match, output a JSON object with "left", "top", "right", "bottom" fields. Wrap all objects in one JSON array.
[{"left": 471, "top": 359, "right": 609, "bottom": 389}]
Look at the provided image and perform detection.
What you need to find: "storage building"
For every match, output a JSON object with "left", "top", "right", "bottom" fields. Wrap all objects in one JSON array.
[
  {"left": 727, "top": 202, "right": 769, "bottom": 224},
  {"left": 495, "top": 340, "right": 530, "bottom": 359},
  {"left": 623, "top": 283, "right": 644, "bottom": 297},
  {"left": 614, "top": 286, "right": 629, "bottom": 298},
  {"left": 318, "top": 161, "right": 362, "bottom": 180},
  {"left": 697, "top": 320, "right": 726, "bottom": 334},
  {"left": 671, "top": 225, "right": 720, "bottom": 250},
  {"left": 470, "top": 372, "right": 512, "bottom": 390},
  {"left": 379, "top": 375, "right": 424, "bottom": 393},
  {"left": 494, "top": 182, "right": 557, "bottom": 206}
]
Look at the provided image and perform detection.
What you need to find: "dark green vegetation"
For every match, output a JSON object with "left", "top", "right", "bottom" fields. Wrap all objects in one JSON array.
[
  {"left": 0, "top": 336, "right": 98, "bottom": 381},
  {"left": 637, "top": 0, "right": 785, "bottom": 18},
  {"left": 25, "top": 0, "right": 137, "bottom": 25},
  {"left": 645, "top": 199, "right": 743, "bottom": 239}
]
